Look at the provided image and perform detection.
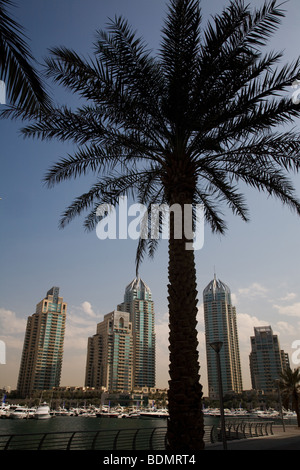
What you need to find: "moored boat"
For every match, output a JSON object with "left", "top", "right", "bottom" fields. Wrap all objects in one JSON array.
[
  {"left": 0, "top": 404, "right": 11, "bottom": 419},
  {"left": 283, "top": 410, "right": 297, "bottom": 419},
  {"left": 139, "top": 409, "right": 169, "bottom": 419},
  {"left": 96, "top": 410, "right": 120, "bottom": 418},
  {"left": 27, "top": 407, "right": 37, "bottom": 418},
  {"left": 34, "top": 402, "right": 51, "bottom": 419},
  {"left": 10, "top": 407, "right": 28, "bottom": 419},
  {"left": 127, "top": 411, "right": 140, "bottom": 418}
]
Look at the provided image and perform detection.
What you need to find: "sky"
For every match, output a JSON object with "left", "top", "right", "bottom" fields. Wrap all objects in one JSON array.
[{"left": 0, "top": 0, "right": 300, "bottom": 397}]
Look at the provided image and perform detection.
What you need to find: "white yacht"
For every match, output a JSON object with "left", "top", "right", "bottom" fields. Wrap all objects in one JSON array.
[
  {"left": 53, "top": 407, "right": 71, "bottom": 416},
  {"left": 34, "top": 402, "right": 51, "bottom": 419},
  {"left": 27, "top": 407, "right": 37, "bottom": 418},
  {"left": 10, "top": 407, "right": 28, "bottom": 419},
  {"left": 139, "top": 408, "right": 169, "bottom": 419},
  {"left": 283, "top": 410, "right": 297, "bottom": 419},
  {"left": 0, "top": 404, "right": 10, "bottom": 418},
  {"left": 127, "top": 410, "right": 140, "bottom": 418}
]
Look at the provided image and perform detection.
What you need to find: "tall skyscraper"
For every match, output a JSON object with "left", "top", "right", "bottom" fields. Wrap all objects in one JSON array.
[
  {"left": 17, "top": 287, "right": 67, "bottom": 397},
  {"left": 85, "top": 277, "right": 155, "bottom": 391},
  {"left": 203, "top": 275, "right": 243, "bottom": 398},
  {"left": 85, "top": 310, "right": 133, "bottom": 391},
  {"left": 249, "top": 325, "right": 289, "bottom": 393},
  {"left": 118, "top": 277, "right": 156, "bottom": 388}
]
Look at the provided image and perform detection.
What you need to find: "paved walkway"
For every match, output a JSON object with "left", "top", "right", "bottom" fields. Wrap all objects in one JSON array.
[{"left": 205, "top": 425, "right": 300, "bottom": 450}]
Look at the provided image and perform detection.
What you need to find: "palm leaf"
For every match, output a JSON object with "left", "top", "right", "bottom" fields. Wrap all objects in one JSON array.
[
  {"left": 0, "top": 0, "right": 50, "bottom": 114},
  {"left": 16, "top": 0, "right": 300, "bottom": 451}
]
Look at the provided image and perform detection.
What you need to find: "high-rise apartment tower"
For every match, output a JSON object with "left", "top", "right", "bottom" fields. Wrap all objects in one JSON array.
[
  {"left": 118, "top": 277, "right": 156, "bottom": 388},
  {"left": 249, "top": 325, "right": 289, "bottom": 393},
  {"left": 85, "top": 310, "right": 133, "bottom": 391},
  {"left": 203, "top": 275, "right": 243, "bottom": 398},
  {"left": 85, "top": 277, "right": 155, "bottom": 392},
  {"left": 17, "top": 287, "right": 67, "bottom": 397}
]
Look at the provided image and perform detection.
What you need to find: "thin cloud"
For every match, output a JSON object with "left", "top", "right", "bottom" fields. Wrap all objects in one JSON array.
[
  {"left": 275, "top": 321, "right": 296, "bottom": 335},
  {"left": 238, "top": 283, "right": 268, "bottom": 298},
  {"left": 273, "top": 302, "right": 300, "bottom": 317},
  {"left": 278, "top": 293, "right": 297, "bottom": 302},
  {"left": 0, "top": 308, "right": 27, "bottom": 335}
]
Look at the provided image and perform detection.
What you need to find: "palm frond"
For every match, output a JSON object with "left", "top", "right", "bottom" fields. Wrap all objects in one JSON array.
[
  {"left": 60, "top": 166, "right": 161, "bottom": 230},
  {"left": 241, "top": 0, "right": 285, "bottom": 48},
  {"left": 194, "top": 189, "right": 227, "bottom": 234},
  {"left": 43, "top": 144, "right": 121, "bottom": 188},
  {"left": 17, "top": 0, "right": 300, "bottom": 263},
  {"left": 136, "top": 235, "right": 160, "bottom": 276},
  {"left": 194, "top": 0, "right": 287, "bottom": 126},
  {"left": 45, "top": 46, "right": 105, "bottom": 103},
  {"left": 0, "top": 0, "right": 50, "bottom": 114},
  {"left": 223, "top": 152, "right": 300, "bottom": 215},
  {"left": 44, "top": 28, "right": 169, "bottom": 148},
  {"left": 196, "top": 163, "right": 249, "bottom": 223},
  {"left": 22, "top": 105, "right": 106, "bottom": 143},
  {"left": 160, "top": 0, "right": 201, "bottom": 127}
]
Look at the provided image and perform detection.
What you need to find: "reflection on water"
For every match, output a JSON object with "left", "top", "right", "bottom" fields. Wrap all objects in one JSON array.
[
  {"left": 0, "top": 415, "right": 168, "bottom": 436},
  {"left": 0, "top": 414, "right": 296, "bottom": 437}
]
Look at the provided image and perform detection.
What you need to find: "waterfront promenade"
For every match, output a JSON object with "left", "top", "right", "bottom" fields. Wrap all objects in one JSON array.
[
  {"left": 1, "top": 415, "right": 299, "bottom": 450},
  {"left": 206, "top": 425, "right": 300, "bottom": 450}
]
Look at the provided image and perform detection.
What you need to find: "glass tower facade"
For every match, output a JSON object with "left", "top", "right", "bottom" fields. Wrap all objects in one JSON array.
[
  {"left": 85, "top": 277, "right": 155, "bottom": 391},
  {"left": 249, "top": 325, "right": 288, "bottom": 393},
  {"left": 118, "top": 277, "right": 156, "bottom": 388},
  {"left": 17, "top": 287, "right": 67, "bottom": 397},
  {"left": 85, "top": 310, "right": 133, "bottom": 391},
  {"left": 203, "top": 275, "right": 243, "bottom": 399}
]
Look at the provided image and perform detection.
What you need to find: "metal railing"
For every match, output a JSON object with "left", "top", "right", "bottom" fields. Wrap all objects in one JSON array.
[
  {"left": 223, "top": 420, "right": 274, "bottom": 441},
  {"left": 0, "top": 427, "right": 167, "bottom": 451},
  {"left": 0, "top": 427, "right": 166, "bottom": 451},
  {"left": 0, "top": 421, "right": 274, "bottom": 450}
]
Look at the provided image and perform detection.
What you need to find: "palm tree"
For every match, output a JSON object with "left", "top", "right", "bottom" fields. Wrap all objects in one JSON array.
[
  {"left": 21, "top": 0, "right": 300, "bottom": 450},
  {"left": 0, "top": 0, "right": 49, "bottom": 113},
  {"left": 279, "top": 367, "right": 300, "bottom": 427}
]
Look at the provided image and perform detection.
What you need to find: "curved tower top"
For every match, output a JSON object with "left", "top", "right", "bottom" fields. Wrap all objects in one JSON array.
[
  {"left": 125, "top": 277, "right": 151, "bottom": 295},
  {"left": 203, "top": 274, "right": 231, "bottom": 299}
]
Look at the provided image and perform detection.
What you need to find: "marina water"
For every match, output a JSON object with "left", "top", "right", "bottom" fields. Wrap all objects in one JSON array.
[
  {"left": 0, "top": 413, "right": 296, "bottom": 437},
  {"left": 0, "top": 415, "right": 171, "bottom": 436}
]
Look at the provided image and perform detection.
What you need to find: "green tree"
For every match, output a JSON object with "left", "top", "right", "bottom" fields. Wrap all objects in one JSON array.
[
  {"left": 21, "top": 0, "right": 300, "bottom": 450},
  {"left": 279, "top": 367, "right": 300, "bottom": 427},
  {"left": 0, "top": 0, "right": 49, "bottom": 113}
]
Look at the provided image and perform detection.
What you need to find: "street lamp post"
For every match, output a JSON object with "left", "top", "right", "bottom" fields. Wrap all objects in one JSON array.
[
  {"left": 275, "top": 379, "right": 285, "bottom": 432},
  {"left": 209, "top": 341, "right": 227, "bottom": 450}
]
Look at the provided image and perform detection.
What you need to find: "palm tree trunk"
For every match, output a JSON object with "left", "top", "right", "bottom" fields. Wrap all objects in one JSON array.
[{"left": 166, "top": 204, "right": 204, "bottom": 451}]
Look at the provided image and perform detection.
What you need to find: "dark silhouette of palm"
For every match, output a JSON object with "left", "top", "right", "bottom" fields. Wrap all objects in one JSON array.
[
  {"left": 22, "top": 0, "right": 300, "bottom": 450},
  {"left": 279, "top": 367, "right": 300, "bottom": 427},
  {"left": 0, "top": 0, "right": 49, "bottom": 113}
]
